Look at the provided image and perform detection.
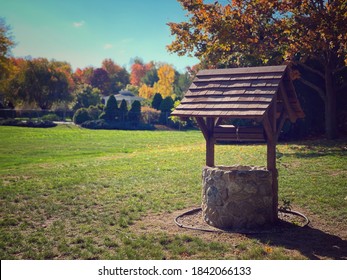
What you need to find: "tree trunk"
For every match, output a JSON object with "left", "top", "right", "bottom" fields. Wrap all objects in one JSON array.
[{"left": 325, "top": 65, "right": 338, "bottom": 139}]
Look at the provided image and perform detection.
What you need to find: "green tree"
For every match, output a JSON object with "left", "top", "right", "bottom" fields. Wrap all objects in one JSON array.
[
  {"left": 173, "top": 71, "right": 192, "bottom": 100},
  {"left": 128, "top": 100, "right": 141, "bottom": 123},
  {"left": 73, "top": 84, "right": 101, "bottom": 111},
  {"left": 87, "top": 105, "right": 102, "bottom": 120},
  {"left": 151, "top": 93, "right": 163, "bottom": 110},
  {"left": 100, "top": 95, "right": 118, "bottom": 121},
  {"left": 119, "top": 99, "right": 128, "bottom": 122},
  {"left": 159, "top": 96, "right": 174, "bottom": 124},
  {"left": 159, "top": 96, "right": 174, "bottom": 112},
  {"left": 141, "top": 65, "right": 158, "bottom": 86},
  {"left": 73, "top": 108, "right": 92, "bottom": 124}
]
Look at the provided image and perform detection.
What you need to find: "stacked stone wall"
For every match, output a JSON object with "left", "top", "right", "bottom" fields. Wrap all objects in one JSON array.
[{"left": 202, "top": 165, "right": 273, "bottom": 229}]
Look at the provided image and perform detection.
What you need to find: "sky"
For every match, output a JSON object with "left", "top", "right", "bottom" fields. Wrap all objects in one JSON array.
[{"left": 0, "top": 0, "right": 201, "bottom": 72}]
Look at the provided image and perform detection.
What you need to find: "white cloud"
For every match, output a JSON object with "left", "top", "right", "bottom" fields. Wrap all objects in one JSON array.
[
  {"left": 73, "top": 20, "right": 85, "bottom": 28},
  {"left": 103, "top": 44, "right": 113, "bottom": 50}
]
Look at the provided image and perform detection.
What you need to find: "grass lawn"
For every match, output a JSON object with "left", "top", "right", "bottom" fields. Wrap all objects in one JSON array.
[{"left": 0, "top": 124, "right": 346, "bottom": 259}]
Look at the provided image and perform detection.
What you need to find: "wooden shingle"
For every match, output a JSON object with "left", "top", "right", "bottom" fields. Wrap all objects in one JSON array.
[{"left": 172, "top": 65, "right": 304, "bottom": 122}]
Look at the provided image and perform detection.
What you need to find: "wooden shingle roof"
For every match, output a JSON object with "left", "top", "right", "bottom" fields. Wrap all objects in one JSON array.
[{"left": 172, "top": 65, "right": 304, "bottom": 122}]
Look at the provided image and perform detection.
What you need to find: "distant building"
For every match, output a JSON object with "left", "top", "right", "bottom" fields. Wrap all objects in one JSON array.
[{"left": 102, "top": 90, "right": 144, "bottom": 106}]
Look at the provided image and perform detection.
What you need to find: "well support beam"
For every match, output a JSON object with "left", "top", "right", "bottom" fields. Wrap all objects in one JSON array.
[
  {"left": 206, "top": 117, "right": 215, "bottom": 167},
  {"left": 263, "top": 97, "right": 278, "bottom": 223},
  {"left": 195, "top": 117, "right": 216, "bottom": 167}
]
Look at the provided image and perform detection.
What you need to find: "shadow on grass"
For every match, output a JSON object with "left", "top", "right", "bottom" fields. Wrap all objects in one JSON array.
[
  {"left": 250, "top": 222, "right": 347, "bottom": 260},
  {"left": 283, "top": 150, "right": 346, "bottom": 159},
  {"left": 280, "top": 137, "right": 347, "bottom": 159}
]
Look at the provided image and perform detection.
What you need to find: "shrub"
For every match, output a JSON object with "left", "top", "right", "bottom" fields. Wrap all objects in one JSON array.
[
  {"left": 151, "top": 93, "right": 163, "bottom": 110},
  {"left": 128, "top": 101, "right": 141, "bottom": 124},
  {"left": 87, "top": 105, "right": 102, "bottom": 120},
  {"left": 119, "top": 99, "right": 128, "bottom": 122},
  {"left": 100, "top": 95, "right": 118, "bottom": 121},
  {"left": 41, "top": 113, "right": 61, "bottom": 121},
  {"left": 159, "top": 96, "right": 174, "bottom": 112},
  {"left": 72, "top": 84, "right": 101, "bottom": 111},
  {"left": 141, "top": 106, "right": 160, "bottom": 124},
  {"left": 81, "top": 119, "right": 109, "bottom": 129},
  {"left": 0, "top": 119, "right": 20, "bottom": 126},
  {"left": 81, "top": 119, "right": 154, "bottom": 130},
  {"left": 0, "top": 119, "right": 56, "bottom": 128},
  {"left": 73, "top": 108, "right": 92, "bottom": 124},
  {"left": 159, "top": 96, "right": 174, "bottom": 124},
  {"left": 26, "top": 120, "right": 57, "bottom": 128}
]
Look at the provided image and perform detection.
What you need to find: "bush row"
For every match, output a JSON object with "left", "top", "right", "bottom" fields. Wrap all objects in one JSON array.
[
  {"left": 80, "top": 119, "right": 154, "bottom": 130},
  {"left": 0, "top": 109, "right": 74, "bottom": 120},
  {"left": 0, "top": 119, "right": 57, "bottom": 128}
]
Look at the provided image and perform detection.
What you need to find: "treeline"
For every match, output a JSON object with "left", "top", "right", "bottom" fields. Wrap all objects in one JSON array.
[{"left": 0, "top": 56, "right": 192, "bottom": 112}]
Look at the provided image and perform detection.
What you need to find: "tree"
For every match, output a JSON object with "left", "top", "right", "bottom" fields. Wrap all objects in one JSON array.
[
  {"left": 128, "top": 100, "right": 141, "bottom": 123},
  {"left": 153, "top": 64, "right": 175, "bottom": 98},
  {"left": 7, "top": 58, "right": 72, "bottom": 109},
  {"left": 130, "top": 61, "right": 151, "bottom": 86},
  {"left": 282, "top": 0, "right": 347, "bottom": 139},
  {"left": 141, "top": 64, "right": 158, "bottom": 86},
  {"left": 119, "top": 99, "right": 128, "bottom": 122},
  {"left": 102, "top": 58, "right": 129, "bottom": 93},
  {"left": 151, "top": 93, "right": 163, "bottom": 110},
  {"left": 160, "top": 96, "right": 174, "bottom": 112},
  {"left": 73, "top": 108, "right": 92, "bottom": 124},
  {"left": 138, "top": 83, "right": 155, "bottom": 99},
  {"left": 72, "top": 84, "right": 101, "bottom": 111},
  {"left": 74, "top": 66, "right": 94, "bottom": 84},
  {"left": 90, "top": 68, "right": 110, "bottom": 95},
  {"left": 159, "top": 96, "right": 174, "bottom": 124},
  {"left": 174, "top": 71, "right": 192, "bottom": 99},
  {"left": 0, "top": 18, "right": 15, "bottom": 92},
  {"left": 100, "top": 95, "right": 118, "bottom": 121},
  {"left": 168, "top": 0, "right": 347, "bottom": 139}
]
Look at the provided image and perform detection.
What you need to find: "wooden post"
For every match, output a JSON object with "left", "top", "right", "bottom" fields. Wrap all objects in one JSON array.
[
  {"left": 206, "top": 117, "right": 215, "bottom": 167},
  {"left": 263, "top": 97, "right": 278, "bottom": 223},
  {"left": 267, "top": 138, "right": 278, "bottom": 223},
  {"left": 195, "top": 117, "right": 215, "bottom": 167}
]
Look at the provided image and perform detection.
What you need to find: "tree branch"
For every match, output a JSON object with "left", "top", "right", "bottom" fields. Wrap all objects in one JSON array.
[
  {"left": 298, "top": 77, "right": 326, "bottom": 101},
  {"left": 336, "top": 82, "right": 347, "bottom": 95},
  {"left": 333, "top": 65, "right": 347, "bottom": 76},
  {"left": 294, "top": 61, "right": 325, "bottom": 79}
]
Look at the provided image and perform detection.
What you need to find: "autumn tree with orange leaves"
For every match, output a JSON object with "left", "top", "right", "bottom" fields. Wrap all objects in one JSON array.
[
  {"left": 130, "top": 60, "right": 153, "bottom": 86},
  {"left": 168, "top": 0, "right": 347, "bottom": 139}
]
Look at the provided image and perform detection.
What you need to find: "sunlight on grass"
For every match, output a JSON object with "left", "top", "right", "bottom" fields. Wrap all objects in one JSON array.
[{"left": 0, "top": 125, "right": 346, "bottom": 259}]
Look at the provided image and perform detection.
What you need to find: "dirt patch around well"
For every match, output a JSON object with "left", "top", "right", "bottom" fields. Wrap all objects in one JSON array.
[{"left": 130, "top": 205, "right": 347, "bottom": 260}]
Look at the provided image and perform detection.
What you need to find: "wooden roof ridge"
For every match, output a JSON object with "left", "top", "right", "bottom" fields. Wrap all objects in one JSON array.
[
  {"left": 197, "top": 65, "right": 287, "bottom": 76},
  {"left": 172, "top": 65, "right": 304, "bottom": 122}
]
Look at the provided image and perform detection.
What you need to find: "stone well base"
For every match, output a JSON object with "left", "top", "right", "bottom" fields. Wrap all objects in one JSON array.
[{"left": 202, "top": 165, "right": 273, "bottom": 230}]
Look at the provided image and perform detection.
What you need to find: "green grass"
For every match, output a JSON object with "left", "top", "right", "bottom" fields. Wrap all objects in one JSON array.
[{"left": 0, "top": 125, "right": 346, "bottom": 259}]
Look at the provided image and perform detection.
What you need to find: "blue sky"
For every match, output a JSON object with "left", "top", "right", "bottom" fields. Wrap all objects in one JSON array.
[{"left": 0, "top": 0, "right": 200, "bottom": 72}]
